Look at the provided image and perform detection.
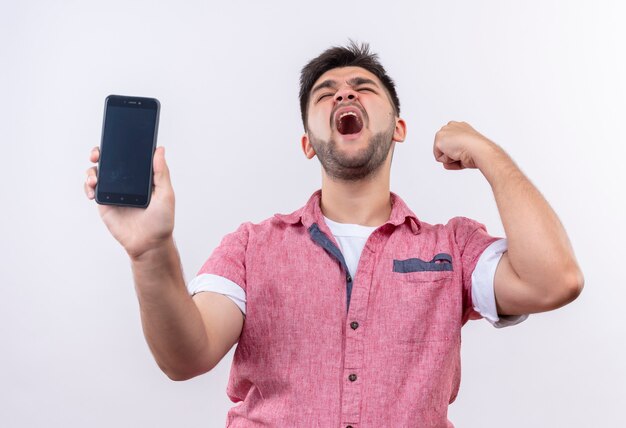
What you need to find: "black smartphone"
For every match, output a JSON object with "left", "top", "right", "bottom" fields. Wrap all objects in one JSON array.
[{"left": 95, "top": 95, "right": 160, "bottom": 208}]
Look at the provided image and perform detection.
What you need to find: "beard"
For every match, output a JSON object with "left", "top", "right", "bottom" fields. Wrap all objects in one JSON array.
[{"left": 308, "top": 120, "right": 396, "bottom": 182}]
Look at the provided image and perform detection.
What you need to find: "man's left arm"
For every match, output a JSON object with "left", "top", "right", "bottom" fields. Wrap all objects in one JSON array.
[{"left": 434, "top": 121, "right": 584, "bottom": 316}]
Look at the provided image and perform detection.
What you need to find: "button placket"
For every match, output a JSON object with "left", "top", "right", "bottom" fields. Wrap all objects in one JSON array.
[
  {"left": 342, "top": 270, "right": 366, "bottom": 424},
  {"left": 341, "top": 227, "right": 386, "bottom": 425},
  {"left": 341, "top": 366, "right": 362, "bottom": 422}
]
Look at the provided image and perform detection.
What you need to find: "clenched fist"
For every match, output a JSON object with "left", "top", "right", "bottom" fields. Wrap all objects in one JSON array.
[{"left": 433, "top": 121, "right": 497, "bottom": 170}]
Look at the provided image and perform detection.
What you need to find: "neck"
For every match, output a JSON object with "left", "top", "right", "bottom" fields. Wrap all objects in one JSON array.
[{"left": 319, "top": 159, "right": 392, "bottom": 227}]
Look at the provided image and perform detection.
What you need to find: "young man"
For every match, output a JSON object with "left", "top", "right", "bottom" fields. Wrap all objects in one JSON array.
[{"left": 84, "top": 42, "right": 583, "bottom": 427}]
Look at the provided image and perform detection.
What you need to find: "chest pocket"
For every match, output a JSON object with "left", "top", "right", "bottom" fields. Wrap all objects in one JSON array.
[{"left": 390, "top": 253, "right": 458, "bottom": 342}]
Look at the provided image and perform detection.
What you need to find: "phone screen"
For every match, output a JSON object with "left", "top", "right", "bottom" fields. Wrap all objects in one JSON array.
[{"left": 96, "top": 95, "right": 160, "bottom": 207}]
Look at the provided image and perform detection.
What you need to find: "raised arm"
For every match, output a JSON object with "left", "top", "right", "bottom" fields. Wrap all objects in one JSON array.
[
  {"left": 84, "top": 147, "right": 243, "bottom": 380},
  {"left": 433, "top": 122, "right": 584, "bottom": 316}
]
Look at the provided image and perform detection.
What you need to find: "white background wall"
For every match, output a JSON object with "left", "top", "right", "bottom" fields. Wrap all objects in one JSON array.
[{"left": 2, "top": 1, "right": 625, "bottom": 426}]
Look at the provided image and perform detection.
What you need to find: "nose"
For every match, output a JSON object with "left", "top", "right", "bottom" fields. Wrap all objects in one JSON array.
[{"left": 334, "top": 86, "right": 358, "bottom": 104}]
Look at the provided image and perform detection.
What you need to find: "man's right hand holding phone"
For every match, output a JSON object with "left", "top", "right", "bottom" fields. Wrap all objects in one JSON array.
[{"left": 84, "top": 146, "right": 175, "bottom": 261}]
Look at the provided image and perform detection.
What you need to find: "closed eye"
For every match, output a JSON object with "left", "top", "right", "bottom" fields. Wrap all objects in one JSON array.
[
  {"left": 358, "top": 87, "right": 376, "bottom": 93},
  {"left": 317, "top": 93, "right": 333, "bottom": 102}
]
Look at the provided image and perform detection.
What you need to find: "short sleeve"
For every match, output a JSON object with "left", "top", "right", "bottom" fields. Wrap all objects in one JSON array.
[
  {"left": 195, "top": 222, "right": 250, "bottom": 293},
  {"left": 447, "top": 216, "right": 501, "bottom": 324}
]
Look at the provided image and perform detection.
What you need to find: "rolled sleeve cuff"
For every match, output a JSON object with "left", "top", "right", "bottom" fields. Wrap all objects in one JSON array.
[
  {"left": 187, "top": 273, "right": 247, "bottom": 315},
  {"left": 471, "top": 238, "right": 529, "bottom": 328}
]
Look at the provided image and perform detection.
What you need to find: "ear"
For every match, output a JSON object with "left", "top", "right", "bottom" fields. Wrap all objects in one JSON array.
[
  {"left": 301, "top": 133, "right": 317, "bottom": 159},
  {"left": 392, "top": 118, "right": 407, "bottom": 143}
]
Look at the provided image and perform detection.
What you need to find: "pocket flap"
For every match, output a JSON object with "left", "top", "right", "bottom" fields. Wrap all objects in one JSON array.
[{"left": 393, "top": 253, "right": 453, "bottom": 273}]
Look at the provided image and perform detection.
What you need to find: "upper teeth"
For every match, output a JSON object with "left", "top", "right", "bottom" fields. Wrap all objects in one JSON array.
[{"left": 339, "top": 111, "right": 358, "bottom": 119}]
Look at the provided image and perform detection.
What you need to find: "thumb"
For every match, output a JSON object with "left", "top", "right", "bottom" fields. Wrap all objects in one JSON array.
[{"left": 152, "top": 146, "right": 171, "bottom": 188}]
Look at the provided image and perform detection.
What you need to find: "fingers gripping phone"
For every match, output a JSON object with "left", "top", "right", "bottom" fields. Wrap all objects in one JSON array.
[{"left": 95, "top": 95, "right": 160, "bottom": 208}]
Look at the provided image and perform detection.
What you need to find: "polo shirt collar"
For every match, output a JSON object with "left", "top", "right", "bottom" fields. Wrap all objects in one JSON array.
[{"left": 274, "top": 189, "right": 421, "bottom": 235}]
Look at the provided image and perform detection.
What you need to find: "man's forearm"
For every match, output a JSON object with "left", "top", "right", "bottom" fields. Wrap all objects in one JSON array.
[
  {"left": 475, "top": 143, "right": 583, "bottom": 304},
  {"left": 130, "top": 237, "right": 210, "bottom": 380}
]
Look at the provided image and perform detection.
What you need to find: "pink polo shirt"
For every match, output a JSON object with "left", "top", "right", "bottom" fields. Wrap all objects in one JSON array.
[{"left": 195, "top": 190, "right": 501, "bottom": 427}]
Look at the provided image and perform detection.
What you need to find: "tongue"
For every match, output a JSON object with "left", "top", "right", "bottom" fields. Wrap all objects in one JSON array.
[{"left": 337, "top": 115, "right": 363, "bottom": 135}]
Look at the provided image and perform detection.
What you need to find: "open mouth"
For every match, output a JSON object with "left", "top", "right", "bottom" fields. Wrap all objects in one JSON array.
[{"left": 335, "top": 110, "right": 364, "bottom": 135}]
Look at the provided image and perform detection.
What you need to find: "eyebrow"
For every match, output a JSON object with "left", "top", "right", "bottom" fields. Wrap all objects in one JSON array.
[
  {"left": 347, "top": 77, "right": 379, "bottom": 88},
  {"left": 311, "top": 77, "right": 380, "bottom": 96}
]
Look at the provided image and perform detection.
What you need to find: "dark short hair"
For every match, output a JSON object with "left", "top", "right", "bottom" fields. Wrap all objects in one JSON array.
[{"left": 299, "top": 41, "right": 401, "bottom": 130}]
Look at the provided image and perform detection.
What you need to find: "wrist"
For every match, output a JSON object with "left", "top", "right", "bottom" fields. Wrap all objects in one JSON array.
[
  {"left": 129, "top": 235, "right": 186, "bottom": 304},
  {"left": 129, "top": 235, "right": 176, "bottom": 264},
  {"left": 473, "top": 141, "right": 516, "bottom": 183}
]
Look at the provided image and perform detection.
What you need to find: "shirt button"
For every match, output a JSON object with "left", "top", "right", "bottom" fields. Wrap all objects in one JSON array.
[
  {"left": 350, "top": 321, "right": 359, "bottom": 330},
  {"left": 349, "top": 373, "right": 357, "bottom": 382},
  {"left": 346, "top": 273, "right": 352, "bottom": 282}
]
